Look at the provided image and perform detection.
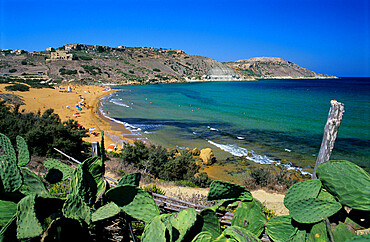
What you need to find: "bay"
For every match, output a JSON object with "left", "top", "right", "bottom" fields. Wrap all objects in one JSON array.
[{"left": 101, "top": 78, "right": 370, "bottom": 174}]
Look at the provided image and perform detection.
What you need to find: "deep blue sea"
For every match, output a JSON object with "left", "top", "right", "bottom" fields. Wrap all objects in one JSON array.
[{"left": 101, "top": 78, "right": 369, "bottom": 174}]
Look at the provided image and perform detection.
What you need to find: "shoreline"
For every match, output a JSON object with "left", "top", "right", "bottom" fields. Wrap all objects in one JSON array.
[{"left": 0, "top": 83, "right": 135, "bottom": 151}]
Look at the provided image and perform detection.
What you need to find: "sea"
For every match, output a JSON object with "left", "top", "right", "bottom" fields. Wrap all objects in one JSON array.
[{"left": 100, "top": 78, "right": 370, "bottom": 175}]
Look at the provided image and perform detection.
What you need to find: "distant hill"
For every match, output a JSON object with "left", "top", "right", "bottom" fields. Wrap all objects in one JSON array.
[
  {"left": 224, "top": 57, "right": 336, "bottom": 79},
  {"left": 0, "top": 44, "right": 335, "bottom": 85}
]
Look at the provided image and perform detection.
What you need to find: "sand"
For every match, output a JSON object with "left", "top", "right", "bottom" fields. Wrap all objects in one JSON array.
[
  {"left": 0, "top": 83, "right": 132, "bottom": 150},
  {"left": 0, "top": 83, "right": 288, "bottom": 215}
]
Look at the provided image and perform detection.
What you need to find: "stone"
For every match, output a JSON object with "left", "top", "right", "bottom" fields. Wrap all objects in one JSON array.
[
  {"left": 199, "top": 148, "right": 216, "bottom": 165},
  {"left": 190, "top": 148, "right": 200, "bottom": 156}
]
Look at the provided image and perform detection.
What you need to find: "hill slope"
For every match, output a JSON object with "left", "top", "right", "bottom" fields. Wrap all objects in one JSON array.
[{"left": 0, "top": 44, "right": 335, "bottom": 85}]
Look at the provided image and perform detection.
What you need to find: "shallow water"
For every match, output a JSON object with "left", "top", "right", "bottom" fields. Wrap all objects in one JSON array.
[{"left": 101, "top": 78, "right": 370, "bottom": 174}]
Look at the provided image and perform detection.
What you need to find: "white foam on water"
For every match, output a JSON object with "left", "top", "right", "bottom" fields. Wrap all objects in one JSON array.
[
  {"left": 285, "top": 148, "right": 292, "bottom": 152},
  {"left": 110, "top": 99, "right": 130, "bottom": 108},
  {"left": 237, "top": 136, "right": 245, "bottom": 140},
  {"left": 207, "top": 140, "right": 312, "bottom": 175},
  {"left": 99, "top": 106, "right": 141, "bottom": 132}
]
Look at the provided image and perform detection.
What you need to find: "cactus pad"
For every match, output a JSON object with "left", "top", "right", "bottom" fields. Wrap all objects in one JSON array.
[
  {"left": 306, "top": 221, "right": 328, "bottom": 241},
  {"left": 332, "top": 222, "right": 355, "bottom": 242},
  {"left": 317, "top": 188, "right": 337, "bottom": 203},
  {"left": 265, "top": 216, "right": 296, "bottom": 242},
  {"left": 169, "top": 208, "right": 200, "bottom": 241},
  {"left": 16, "top": 136, "right": 29, "bottom": 167},
  {"left": 19, "top": 167, "right": 49, "bottom": 197},
  {"left": 91, "top": 202, "right": 120, "bottom": 222},
  {"left": 284, "top": 179, "right": 322, "bottom": 210},
  {"left": 70, "top": 165, "right": 97, "bottom": 206},
  {"left": 62, "top": 194, "right": 91, "bottom": 225},
  {"left": 0, "top": 200, "right": 17, "bottom": 228},
  {"left": 317, "top": 160, "right": 370, "bottom": 211},
  {"left": 118, "top": 172, "right": 141, "bottom": 186},
  {"left": 221, "top": 226, "right": 260, "bottom": 241},
  {"left": 142, "top": 214, "right": 172, "bottom": 242},
  {"left": 0, "top": 133, "right": 16, "bottom": 163},
  {"left": 231, "top": 200, "right": 266, "bottom": 237},
  {"left": 289, "top": 197, "right": 341, "bottom": 224},
  {"left": 200, "top": 208, "right": 221, "bottom": 239},
  {"left": 0, "top": 155, "right": 22, "bottom": 193},
  {"left": 81, "top": 156, "right": 106, "bottom": 200},
  {"left": 344, "top": 234, "right": 370, "bottom": 241},
  {"left": 191, "top": 231, "right": 213, "bottom": 242},
  {"left": 207, "top": 180, "right": 252, "bottom": 201},
  {"left": 106, "top": 184, "right": 160, "bottom": 223},
  {"left": 0, "top": 215, "right": 17, "bottom": 242},
  {"left": 43, "top": 158, "right": 73, "bottom": 180},
  {"left": 16, "top": 194, "right": 43, "bottom": 239}
]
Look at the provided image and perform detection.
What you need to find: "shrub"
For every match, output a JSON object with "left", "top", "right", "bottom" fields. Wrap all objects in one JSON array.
[
  {"left": 153, "top": 68, "right": 161, "bottom": 72},
  {"left": 21, "top": 60, "right": 27, "bottom": 65},
  {"left": 79, "top": 56, "right": 93, "bottom": 61},
  {"left": 191, "top": 172, "right": 212, "bottom": 188},
  {"left": 59, "top": 68, "right": 77, "bottom": 75},
  {"left": 81, "top": 65, "right": 102, "bottom": 75},
  {"left": 129, "top": 70, "right": 134, "bottom": 74},
  {"left": 142, "top": 184, "right": 166, "bottom": 195},
  {"left": 5, "top": 84, "right": 30, "bottom": 92},
  {"left": 8, "top": 68, "right": 17, "bottom": 73}
]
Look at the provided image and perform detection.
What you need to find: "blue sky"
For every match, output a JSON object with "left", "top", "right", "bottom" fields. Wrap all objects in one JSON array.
[{"left": 1, "top": 0, "right": 369, "bottom": 77}]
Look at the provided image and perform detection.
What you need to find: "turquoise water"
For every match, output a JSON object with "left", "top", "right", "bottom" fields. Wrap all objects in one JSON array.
[{"left": 101, "top": 78, "right": 370, "bottom": 174}]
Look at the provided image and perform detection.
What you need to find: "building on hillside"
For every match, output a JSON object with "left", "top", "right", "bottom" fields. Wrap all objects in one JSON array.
[{"left": 50, "top": 50, "right": 73, "bottom": 60}]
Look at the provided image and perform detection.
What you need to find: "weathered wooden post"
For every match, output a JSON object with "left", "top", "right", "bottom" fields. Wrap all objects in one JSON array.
[
  {"left": 312, "top": 100, "right": 345, "bottom": 179},
  {"left": 92, "top": 142, "right": 100, "bottom": 157}
]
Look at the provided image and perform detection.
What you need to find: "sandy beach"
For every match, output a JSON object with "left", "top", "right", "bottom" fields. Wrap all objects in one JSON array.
[{"left": 0, "top": 83, "right": 133, "bottom": 150}]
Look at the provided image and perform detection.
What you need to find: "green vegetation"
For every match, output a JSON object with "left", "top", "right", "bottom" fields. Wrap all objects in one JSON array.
[
  {"left": 0, "top": 102, "right": 88, "bottom": 158},
  {"left": 121, "top": 141, "right": 211, "bottom": 187},
  {"left": 153, "top": 68, "right": 161, "bottom": 72},
  {"left": 0, "top": 76, "right": 55, "bottom": 89},
  {"left": 59, "top": 68, "right": 77, "bottom": 75},
  {"left": 21, "top": 60, "right": 27, "bottom": 65},
  {"left": 81, "top": 65, "right": 101, "bottom": 75},
  {"left": 8, "top": 69, "right": 17, "bottom": 73},
  {"left": 5, "top": 84, "right": 30, "bottom": 92},
  {"left": 0, "top": 131, "right": 368, "bottom": 241}
]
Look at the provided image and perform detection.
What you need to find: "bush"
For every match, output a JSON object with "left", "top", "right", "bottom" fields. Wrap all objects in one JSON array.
[
  {"left": 5, "top": 84, "right": 30, "bottom": 92},
  {"left": 21, "top": 60, "right": 27, "bottom": 65},
  {"left": 191, "top": 172, "right": 212, "bottom": 188},
  {"left": 142, "top": 184, "right": 166, "bottom": 195},
  {"left": 81, "top": 65, "right": 101, "bottom": 75},
  {"left": 153, "top": 68, "right": 161, "bottom": 72},
  {"left": 59, "top": 68, "right": 77, "bottom": 75},
  {"left": 8, "top": 68, "right": 17, "bottom": 73},
  {"left": 129, "top": 70, "right": 134, "bottom": 74},
  {"left": 79, "top": 56, "right": 93, "bottom": 61}
]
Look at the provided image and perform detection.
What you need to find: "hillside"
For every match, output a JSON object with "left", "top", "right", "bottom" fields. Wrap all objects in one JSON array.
[
  {"left": 224, "top": 57, "right": 335, "bottom": 79},
  {"left": 0, "top": 44, "right": 335, "bottom": 85}
]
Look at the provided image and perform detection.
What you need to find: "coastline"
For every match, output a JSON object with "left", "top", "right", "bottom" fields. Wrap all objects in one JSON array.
[{"left": 0, "top": 83, "right": 134, "bottom": 151}]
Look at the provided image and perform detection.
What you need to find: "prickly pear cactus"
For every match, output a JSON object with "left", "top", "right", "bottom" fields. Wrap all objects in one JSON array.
[
  {"left": 0, "top": 155, "right": 22, "bottom": 193},
  {"left": 345, "top": 234, "right": 370, "bottom": 241},
  {"left": 16, "top": 136, "right": 30, "bottom": 167},
  {"left": 221, "top": 226, "right": 260, "bottom": 241},
  {"left": 62, "top": 194, "right": 91, "bottom": 225},
  {"left": 118, "top": 172, "right": 141, "bottom": 186},
  {"left": 288, "top": 197, "right": 341, "bottom": 224},
  {"left": 170, "top": 208, "right": 200, "bottom": 242},
  {"left": 91, "top": 202, "right": 120, "bottom": 222},
  {"left": 70, "top": 165, "right": 97, "bottom": 206},
  {"left": 0, "top": 200, "right": 17, "bottom": 228},
  {"left": 306, "top": 221, "right": 328, "bottom": 242},
  {"left": 0, "top": 214, "right": 17, "bottom": 242},
  {"left": 332, "top": 222, "right": 355, "bottom": 242},
  {"left": 207, "top": 180, "right": 252, "bottom": 201},
  {"left": 191, "top": 231, "right": 213, "bottom": 242},
  {"left": 16, "top": 194, "right": 43, "bottom": 239},
  {"left": 231, "top": 199, "right": 266, "bottom": 237},
  {"left": 81, "top": 156, "right": 106, "bottom": 200},
  {"left": 141, "top": 214, "right": 172, "bottom": 242},
  {"left": 317, "top": 160, "right": 370, "bottom": 211},
  {"left": 200, "top": 208, "right": 221, "bottom": 239},
  {"left": 265, "top": 215, "right": 297, "bottom": 242},
  {"left": 284, "top": 179, "right": 322, "bottom": 210},
  {"left": 43, "top": 158, "right": 73, "bottom": 180},
  {"left": 18, "top": 167, "right": 49, "bottom": 197},
  {"left": 105, "top": 184, "right": 160, "bottom": 223},
  {"left": 0, "top": 133, "right": 16, "bottom": 163},
  {"left": 317, "top": 188, "right": 337, "bottom": 203}
]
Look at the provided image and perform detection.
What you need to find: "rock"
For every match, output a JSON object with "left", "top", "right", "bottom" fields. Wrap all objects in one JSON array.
[{"left": 199, "top": 148, "right": 216, "bottom": 165}]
